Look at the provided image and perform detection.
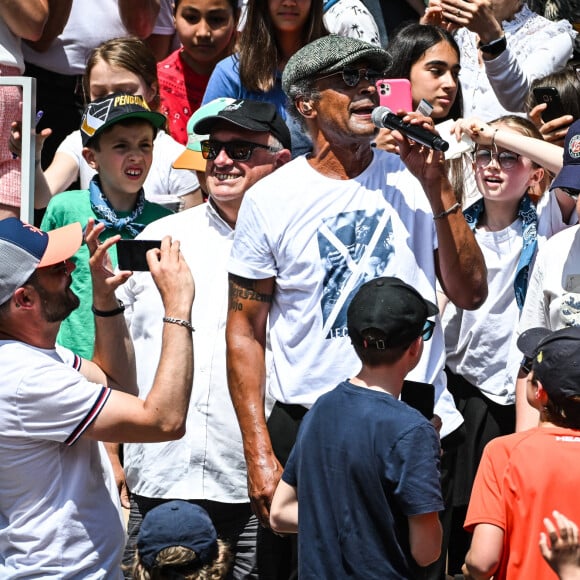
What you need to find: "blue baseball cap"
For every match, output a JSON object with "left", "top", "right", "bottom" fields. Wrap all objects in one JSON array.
[
  {"left": 551, "top": 119, "right": 580, "bottom": 191},
  {"left": 0, "top": 218, "right": 82, "bottom": 306},
  {"left": 137, "top": 501, "right": 219, "bottom": 570},
  {"left": 517, "top": 326, "right": 580, "bottom": 401}
]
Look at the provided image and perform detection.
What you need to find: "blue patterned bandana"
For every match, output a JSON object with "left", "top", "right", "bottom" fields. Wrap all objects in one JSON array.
[
  {"left": 463, "top": 195, "right": 537, "bottom": 310},
  {"left": 89, "top": 176, "right": 146, "bottom": 238}
]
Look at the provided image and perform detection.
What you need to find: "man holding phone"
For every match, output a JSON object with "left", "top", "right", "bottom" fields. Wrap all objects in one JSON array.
[
  {"left": 0, "top": 217, "right": 195, "bottom": 577},
  {"left": 115, "top": 99, "right": 292, "bottom": 578}
]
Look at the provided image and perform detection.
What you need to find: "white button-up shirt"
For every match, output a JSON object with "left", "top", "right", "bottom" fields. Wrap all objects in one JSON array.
[{"left": 117, "top": 201, "right": 250, "bottom": 502}]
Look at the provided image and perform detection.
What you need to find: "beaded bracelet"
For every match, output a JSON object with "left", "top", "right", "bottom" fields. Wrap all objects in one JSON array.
[
  {"left": 163, "top": 316, "right": 195, "bottom": 332},
  {"left": 433, "top": 202, "right": 461, "bottom": 220}
]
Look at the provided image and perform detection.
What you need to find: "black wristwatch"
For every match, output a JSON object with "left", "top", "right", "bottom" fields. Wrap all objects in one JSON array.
[{"left": 478, "top": 35, "right": 507, "bottom": 56}]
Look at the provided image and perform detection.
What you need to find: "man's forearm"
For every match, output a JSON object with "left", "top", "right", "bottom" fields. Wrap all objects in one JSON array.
[
  {"left": 430, "top": 181, "right": 488, "bottom": 310},
  {"left": 93, "top": 293, "right": 137, "bottom": 395}
]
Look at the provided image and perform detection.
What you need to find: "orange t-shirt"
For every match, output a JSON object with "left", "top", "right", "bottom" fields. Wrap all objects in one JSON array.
[{"left": 465, "top": 426, "right": 580, "bottom": 579}]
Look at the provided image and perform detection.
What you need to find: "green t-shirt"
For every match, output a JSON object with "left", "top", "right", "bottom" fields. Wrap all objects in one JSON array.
[{"left": 41, "top": 189, "right": 172, "bottom": 358}]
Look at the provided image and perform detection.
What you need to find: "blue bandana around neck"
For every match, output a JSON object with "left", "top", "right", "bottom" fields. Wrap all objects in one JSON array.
[
  {"left": 463, "top": 195, "right": 537, "bottom": 310},
  {"left": 89, "top": 176, "right": 146, "bottom": 238}
]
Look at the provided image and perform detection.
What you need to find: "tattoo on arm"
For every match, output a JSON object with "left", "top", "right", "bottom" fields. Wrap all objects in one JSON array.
[{"left": 229, "top": 275, "right": 272, "bottom": 312}]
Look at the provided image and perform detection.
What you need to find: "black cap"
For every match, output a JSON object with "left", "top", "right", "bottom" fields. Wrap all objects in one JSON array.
[
  {"left": 193, "top": 99, "right": 292, "bottom": 151},
  {"left": 80, "top": 92, "right": 166, "bottom": 147},
  {"left": 517, "top": 326, "right": 580, "bottom": 401},
  {"left": 347, "top": 277, "right": 438, "bottom": 349}
]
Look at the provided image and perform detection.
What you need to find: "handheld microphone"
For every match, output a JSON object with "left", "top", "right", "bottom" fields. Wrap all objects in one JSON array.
[{"left": 371, "top": 106, "right": 449, "bottom": 152}]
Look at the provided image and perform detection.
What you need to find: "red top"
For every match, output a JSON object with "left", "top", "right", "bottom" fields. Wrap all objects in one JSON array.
[{"left": 157, "top": 49, "right": 210, "bottom": 145}]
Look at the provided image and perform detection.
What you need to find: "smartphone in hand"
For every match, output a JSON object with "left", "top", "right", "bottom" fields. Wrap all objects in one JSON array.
[
  {"left": 376, "top": 78, "right": 413, "bottom": 113},
  {"left": 116, "top": 239, "right": 161, "bottom": 271},
  {"left": 533, "top": 86, "right": 566, "bottom": 123},
  {"left": 401, "top": 380, "right": 435, "bottom": 420}
]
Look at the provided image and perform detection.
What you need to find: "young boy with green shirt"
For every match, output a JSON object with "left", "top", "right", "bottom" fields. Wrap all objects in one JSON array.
[{"left": 41, "top": 93, "right": 172, "bottom": 358}]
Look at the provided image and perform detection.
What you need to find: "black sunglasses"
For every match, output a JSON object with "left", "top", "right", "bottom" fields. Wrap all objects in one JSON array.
[
  {"left": 559, "top": 187, "right": 580, "bottom": 201},
  {"left": 521, "top": 356, "right": 534, "bottom": 375},
  {"left": 200, "top": 139, "right": 282, "bottom": 161},
  {"left": 421, "top": 319, "right": 436, "bottom": 341},
  {"left": 316, "top": 67, "right": 386, "bottom": 88}
]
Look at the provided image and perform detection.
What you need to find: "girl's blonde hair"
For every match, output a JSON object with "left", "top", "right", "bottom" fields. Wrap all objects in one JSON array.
[
  {"left": 132, "top": 540, "right": 232, "bottom": 580},
  {"left": 487, "top": 115, "right": 549, "bottom": 202}
]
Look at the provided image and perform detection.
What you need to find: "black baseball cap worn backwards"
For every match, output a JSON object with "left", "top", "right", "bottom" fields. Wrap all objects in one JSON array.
[
  {"left": 517, "top": 326, "right": 580, "bottom": 401},
  {"left": 192, "top": 99, "right": 292, "bottom": 150},
  {"left": 347, "top": 276, "right": 438, "bottom": 350},
  {"left": 80, "top": 92, "right": 166, "bottom": 147}
]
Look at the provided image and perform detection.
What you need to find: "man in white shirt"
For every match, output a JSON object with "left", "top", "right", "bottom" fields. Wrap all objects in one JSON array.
[
  {"left": 0, "top": 217, "right": 194, "bottom": 578},
  {"left": 116, "top": 99, "right": 292, "bottom": 579}
]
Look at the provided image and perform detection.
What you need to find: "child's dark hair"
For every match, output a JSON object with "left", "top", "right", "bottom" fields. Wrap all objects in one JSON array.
[
  {"left": 174, "top": 0, "right": 238, "bottom": 14},
  {"left": 351, "top": 328, "right": 416, "bottom": 367},
  {"left": 85, "top": 118, "right": 158, "bottom": 151}
]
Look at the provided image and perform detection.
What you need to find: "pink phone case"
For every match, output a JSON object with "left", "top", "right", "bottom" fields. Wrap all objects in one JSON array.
[{"left": 376, "top": 78, "right": 413, "bottom": 113}]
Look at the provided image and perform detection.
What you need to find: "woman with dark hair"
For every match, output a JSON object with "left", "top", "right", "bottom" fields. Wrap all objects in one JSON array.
[
  {"left": 385, "top": 22, "right": 463, "bottom": 122},
  {"left": 202, "top": 0, "right": 328, "bottom": 156},
  {"left": 375, "top": 23, "right": 472, "bottom": 203}
]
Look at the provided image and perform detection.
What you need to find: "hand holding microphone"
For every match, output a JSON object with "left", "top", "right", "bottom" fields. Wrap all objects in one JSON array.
[{"left": 371, "top": 107, "right": 449, "bottom": 152}]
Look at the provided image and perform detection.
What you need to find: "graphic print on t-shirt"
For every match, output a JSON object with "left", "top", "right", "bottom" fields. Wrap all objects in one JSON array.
[{"left": 318, "top": 208, "right": 394, "bottom": 339}]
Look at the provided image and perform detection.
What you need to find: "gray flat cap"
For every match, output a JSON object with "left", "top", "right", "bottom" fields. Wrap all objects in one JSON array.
[{"left": 282, "top": 34, "right": 391, "bottom": 95}]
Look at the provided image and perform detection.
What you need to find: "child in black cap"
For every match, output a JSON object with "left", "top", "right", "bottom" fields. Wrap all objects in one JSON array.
[
  {"left": 40, "top": 92, "right": 172, "bottom": 359},
  {"left": 269, "top": 276, "right": 443, "bottom": 578},
  {"left": 133, "top": 500, "right": 232, "bottom": 579}
]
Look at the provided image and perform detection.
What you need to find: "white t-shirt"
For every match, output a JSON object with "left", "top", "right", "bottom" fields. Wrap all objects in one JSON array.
[
  {"left": 323, "top": 0, "right": 381, "bottom": 46},
  {"left": 57, "top": 129, "right": 199, "bottom": 208},
  {"left": 21, "top": 0, "right": 129, "bottom": 75},
  {"left": 0, "top": 341, "right": 124, "bottom": 578},
  {"left": 229, "top": 151, "right": 463, "bottom": 438},
  {"left": 444, "top": 191, "right": 573, "bottom": 404},
  {"left": 519, "top": 224, "right": 580, "bottom": 333}
]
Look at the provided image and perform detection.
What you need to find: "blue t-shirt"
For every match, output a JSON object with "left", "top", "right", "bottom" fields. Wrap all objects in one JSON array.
[
  {"left": 202, "top": 54, "right": 312, "bottom": 157},
  {"left": 283, "top": 380, "right": 443, "bottom": 579}
]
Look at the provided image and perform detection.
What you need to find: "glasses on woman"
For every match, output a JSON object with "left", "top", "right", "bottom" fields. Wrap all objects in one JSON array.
[
  {"left": 316, "top": 68, "right": 386, "bottom": 88},
  {"left": 200, "top": 139, "right": 281, "bottom": 161},
  {"left": 473, "top": 148, "right": 521, "bottom": 170},
  {"left": 421, "top": 319, "right": 436, "bottom": 341}
]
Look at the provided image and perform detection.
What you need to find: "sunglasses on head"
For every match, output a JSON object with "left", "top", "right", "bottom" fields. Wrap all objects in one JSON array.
[
  {"left": 200, "top": 139, "right": 282, "bottom": 161},
  {"left": 473, "top": 148, "right": 520, "bottom": 170},
  {"left": 316, "top": 67, "right": 386, "bottom": 88}
]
